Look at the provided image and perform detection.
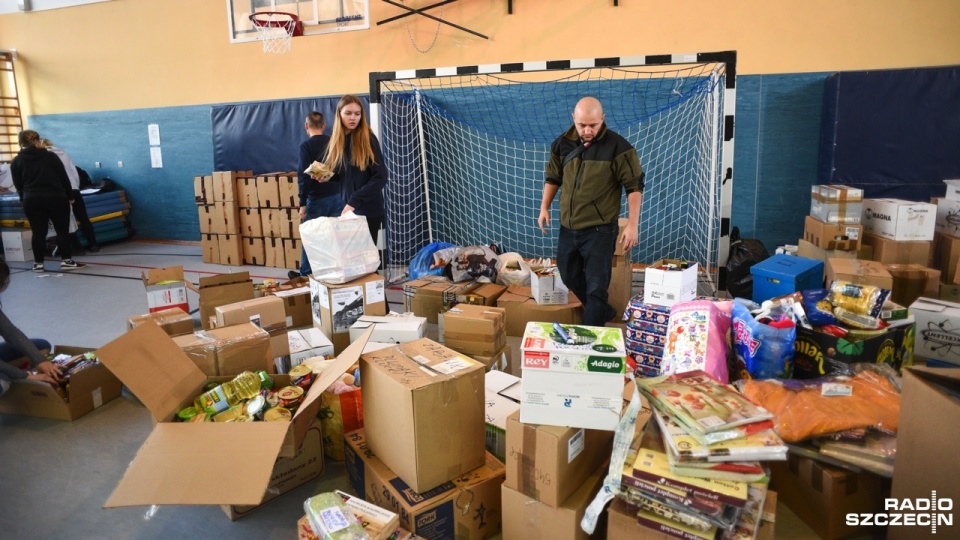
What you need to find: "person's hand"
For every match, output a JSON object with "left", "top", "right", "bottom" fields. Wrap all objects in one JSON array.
[
  {"left": 26, "top": 371, "right": 58, "bottom": 386},
  {"left": 299, "top": 206, "right": 307, "bottom": 220},
  {"left": 35, "top": 361, "right": 62, "bottom": 382},
  {"left": 341, "top": 204, "right": 355, "bottom": 215},
  {"left": 538, "top": 209, "right": 551, "bottom": 234},
  {"left": 619, "top": 228, "right": 639, "bottom": 252}
]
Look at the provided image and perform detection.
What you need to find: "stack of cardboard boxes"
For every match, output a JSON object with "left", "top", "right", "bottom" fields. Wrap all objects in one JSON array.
[
  {"left": 933, "top": 179, "right": 960, "bottom": 302},
  {"left": 195, "top": 170, "right": 301, "bottom": 270}
]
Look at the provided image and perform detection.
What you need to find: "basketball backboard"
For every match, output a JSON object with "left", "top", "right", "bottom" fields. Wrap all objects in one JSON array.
[{"left": 227, "top": 0, "right": 369, "bottom": 43}]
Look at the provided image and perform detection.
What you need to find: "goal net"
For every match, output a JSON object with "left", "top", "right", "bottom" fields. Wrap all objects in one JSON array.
[{"left": 370, "top": 53, "right": 735, "bottom": 292}]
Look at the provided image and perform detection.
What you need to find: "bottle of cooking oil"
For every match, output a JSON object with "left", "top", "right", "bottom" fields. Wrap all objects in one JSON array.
[{"left": 194, "top": 371, "right": 270, "bottom": 415}]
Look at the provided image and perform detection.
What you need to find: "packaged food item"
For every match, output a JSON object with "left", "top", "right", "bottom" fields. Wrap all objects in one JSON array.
[
  {"left": 264, "top": 406, "right": 292, "bottom": 422},
  {"left": 800, "top": 289, "right": 837, "bottom": 326},
  {"left": 833, "top": 307, "right": 885, "bottom": 330},
  {"left": 194, "top": 370, "right": 272, "bottom": 415},
  {"left": 304, "top": 492, "right": 368, "bottom": 540},
  {"left": 827, "top": 280, "right": 890, "bottom": 318},
  {"left": 278, "top": 385, "right": 305, "bottom": 411}
]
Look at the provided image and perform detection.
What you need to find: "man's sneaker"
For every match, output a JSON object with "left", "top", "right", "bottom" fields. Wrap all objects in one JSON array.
[
  {"left": 88, "top": 244, "right": 101, "bottom": 253},
  {"left": 287, "top": 270, "right": 302, "bottom": 280},
  {"left": 60, "top": 260, "right": 86, "bottom": 271},
  {"left": 32, "top": 263, "right": 44, "bottom": 273}
]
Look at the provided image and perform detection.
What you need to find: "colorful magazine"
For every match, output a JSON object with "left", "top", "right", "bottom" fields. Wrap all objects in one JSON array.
[
  {"left": 635, "top": 507, "right": 721, "bottom": 540},
  {"left": 720, "top": 480, "right": 769, "bottom": 540},
  {"left": 655, "top": 409, "right": 788, "bottom": 463},
  {"left": 619, "top": 479, "right": 742, "bottom": 532},
  {"left": 621, "top": 470, "right": 726, "bottom": 517},
  {"left": 663, "top": 442, "right": 768, "bottom": 484}
]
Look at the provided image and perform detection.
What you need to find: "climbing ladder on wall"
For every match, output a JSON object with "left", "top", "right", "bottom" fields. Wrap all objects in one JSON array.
[{"left": 0, "top": 51, "right": 22, "bottom": 163}]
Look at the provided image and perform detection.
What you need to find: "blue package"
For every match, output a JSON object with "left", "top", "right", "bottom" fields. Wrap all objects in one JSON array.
[{"left": 732, "top": 301, "right": 795, "bottom": 379}]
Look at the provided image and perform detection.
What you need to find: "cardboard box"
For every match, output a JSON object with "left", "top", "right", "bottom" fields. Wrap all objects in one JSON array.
[
  {"left": 885, "top": 264, "right": 940, "bottom": 306},
  {"left": 796, "top": 238, "right": 858, "bottom": 262},
  {"left": 519, "top": 322, "right": 626, "bottom": 431},
  {"left": 278, "top": 174, "right": 299, "bottom": 208},
  {"left": 98, "top": 322, "right": 370, "bottom": 512},
  {"left": 608, "top": 254, "right": 634, "bottom": 316},
  {"left": 194, "top": 175, "right": 213, "bottom": 204},
  {"left": 238, "top": 208, "right": 263, "bottom": 237},
  {"left": 360, "top": 338, "right": 486, "bottom": 492},
  {"left": 283, "top": 238, "right": 300, "bottom": 270},
  {"left": 0, "top": 345, "right": 121, "bottom": 421},
  {"left": 257, "top": 174, "right": 281, "bottom": 208},
  {"left": 530, "top": 268, "right": 569, "bottom": 305},
  {"left": 770, "top": 454, "right": 882, "bottom": 540},
  {"left": 349, "top": 313, "right": 426, "bottom": 344},
  {"left": 287, "top": 327, "right": 335, "bottom": 366},
  {"left": 473, "top": 343, "right": 512, "bottom": 373},
  {"left": 214, "top": 201, "right": 239, "bottom": 235},
  {"left": 220, "top": 420, "right": 324, "bottom": 520},
  {"left": 281, "top": 208, "right": 301, "bottom": 239},
  {"left": 935, "top": 196, "right": 960, "bottom": 237},
  {"left": 267, "top": 277, "right": 312, "bottom": 328},
  {"left": 198, "top": 271, "right": 254, "bottom": 330},
  {"left": 803, "top": 215, "right": 862, "bottom": 251},
  {"left": 141, "top": 265, "right": 190, "bottom": 314},
  {"left": 241, "top": 236, "right": 264, "bottom": 266},
  {"left": 890, "top": 366, "right": 960, "bottom": 540},
  {"left": 197, "top": 205, "right": 216, "bottom": 234},
  {"left": 456, "top": 282, "right": 507, "bottom": 306},
  {"left": 236, "top": 176, "right": 259, "bottom": 208},
  {"left": 173, "top": 322, "right": 272, "bottom": 376},
  {"left": 643, "top": 259, "right": 698, "bottom": 307},
  {"left": 502, "top": 465, "right": 605, "bottom": 540},
  {"left": 910, "top": 298, "right": 960, "bottom": 366},
  {"left": 483, "top": 370, "right": 521, "bottom": 462},
  {"left": 497, "top": 286, "right": 583, "bottom": 337},
  {"left": 260, "top": 208, "right": 283, "bottom": 238},
  {"left": 441, "top": 304, "right": 506, "bottom": 357},
  {"left": 750, "top": 254, "right": 823, "bottom": 303},
  {"left": 793, "top": 323, "right": 914, "bottom": 378},
  {"left": 343, "top": 429, "right": 504, "bottom": 540},
  {"left": 810, "top": 188, "right": 864, "bottom": 225},
  {"left": 944, "top": 179, "right": 960, "bottom": 201},
  {"left": 504, "top": 410, "right": 614, "bottom": 508},
  {"left": 311, "top": 273, "right": 387, "bottom": 354},
  {"left": 402, "top": 276, "right": 471, "bottom": 324},
  {"left": 861, "top": 233, "right": 931, "bottom": 265},
  {"left": 825, "top": 257, "right": 894, "bottom": 290},
  {"left": 934, "top": 232, "right": 960, "bottom": 285},
  {"left": 264, "top": 237, "right": 285, "bottom": 268},
  {"left": 127, "top": 307, "right": 194, "bottom": 337},
  {"left": 214, "top": 295, "right": 287, "bottom": 333},
  {"left": 940, "top": 282, "right": 960, "bottom": 303},
  {"left": 812, "top": 184, "right": 864, "bottom": 202},
  {"left": 212, "top": 170, "right": 248, "bottom": 202},
  {"left": 201, "top": 234, "right": 219, "bottom": 264},
  {"left": 217, "top": 233, "right": 243, "bottom": 266},
  {"left": 861, "top": 198, "right": 936, "bottom": 241}
]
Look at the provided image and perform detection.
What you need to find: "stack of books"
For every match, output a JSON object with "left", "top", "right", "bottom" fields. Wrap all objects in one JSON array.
[{"left": 617, "top": 370, "right": 789, "bottom": 540}]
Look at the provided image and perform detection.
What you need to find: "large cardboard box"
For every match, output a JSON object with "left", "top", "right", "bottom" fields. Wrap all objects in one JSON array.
[
  {"left": 793, "top": 322, "right": 914, "bottom": 379},
  {"left": 212, "top": 170, "right": 246, "bottom": 202},
  {"left": 287, "top": 327, "right": 335, "bottom": 366},
  {"left": 141, "top": 265, "right": 190, "bottom": 314},
  {"left": 750, "top": 254, "right": 823, "bottom": 303},
  {"left": 456, "top": 281, "right": 507, "bottom": 306},
  {"left": 530, "top": 268, "right": 569, "bottom": 305},
  {"left": 238, "top": 208, "right": 263, "bottom": 237},
  {"left": 608, "top": 254, "right": 634, "bottom": 316},
  {"left": 810, "top": 184, "right": 864, "bottom": 225},
  {"left": 402, "top": 276, "right": 472, "bottom": 323},
  {"left": 909, "top": 298, "right": 960, "bottom": 366},
  {"left": 504, "top": 409, "right": 614, "bottom": 508},
  {"left": 220, "top": 420, "right": 324, "bottom": 520},
  {"left": 98, "top": 322, "right": 370, "bottom": 512},
  {"left": 825, "top": 257, "right": 894, "bottom": 290},
  {"left": 193, "top": 175, "right": 213, "bottom": 204},
  {"left": 501, "top": 464, "right": 605, "bottom": 540},
  {"left": 885, "top": 264, "right": 940, "bottom": 307},
  {"left": 520, "top": 322, "right": 626, "bottom": 431},
  {"left": 344, "top": 429, "right": 504, "bottom": 540},
  {"left": 257, "top": 174, "right": 281, "bottom": 208},
  {"left": 861, "top": 232, "right": 931, "bottom": 265},
  {"left": 311, "top": 273, "right": 387, "bottom": 354},
  {"left": 217, "top": 233, "right": 243, "bottom": 266},
  {"left": 213, "top": 295, "right": 287, "bottom": 333},
  {"left": 201, "top": 234, "right": 219, "bottom": 264},
  {"left": 348, "top": 313, "right": 427, "bottom": 344},
  {"left": 281, "top": 208, "right": 301, "bottom": 239},
  {"left": 283, "top": 238, "right": 300, "bottom": 270},
  {"left": 241, "top": 236, "right": 264, "bottom": 266},
  {"left": 796, "top": 238, "right": 858, "bottom": 262},
  {"left": 473, "top": 343, "right": 512, "bottom": 373},
  {"left": 278, "top": 173, "right": 299, "bottom": 208},
  {"left": 890, "top": 366, "right": 960, "bottom": 540},
  {"left": 861, "top": 198, "right": 936, "bottom": 241},
  {"left": 197, "top": 205, "right": 216, "bottom": 234},
  {"left": 497, "top": 286, "right": 583, "bottom": 337},
  {"left": 173, "top": 322, "right": 272, "bottom": 376},
  {"left": 126, "top": 307, "right": 194, "bottom": 337},
  {"left": 940, "top": 282, "right": 960, "bottom": 303},
  {"left": 267, "top": 276, "right": 312, "bottom": 328},
  {"left": 261, "top": 208, "right": 284, "bottom": 238},
  {"left": 643, "top": 259, "right": 698, "bottom": 307},
  {"left": 198, "top": 271, "right": 254, "bottom": 330},
  {"left": 236, "top": 176, "right": 259, "bottom": 208},
  {"left": 803, "top": 215, "right": 862, "bottom": 251},
  {"left": 0, "top": 345, "right": 121, "bottom": 421},
  {"left": 441, "top": 304, "right": 506, "bottom": 357},
  {"left": 770, "top": 454, "right": 882, "bottom": 540},
  {"left": 935, "top": 196, "right": 960, "bottom": 237},
  {"left": 360, "top": 338, "right": 486, "bottom": 492},
  {"left": 214, "top": 201, "right": 240, "bottom": 235},
  {"left": 933, "top": 232, "right": 960, "bottom": 285},
  {"left": 2, "top": 229, "right": 33, "bottom": 261}
]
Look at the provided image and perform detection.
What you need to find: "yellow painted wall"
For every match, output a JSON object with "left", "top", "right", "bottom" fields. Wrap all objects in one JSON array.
[{"left": 1, "top": 0, "right": 959, "bottom": 117}]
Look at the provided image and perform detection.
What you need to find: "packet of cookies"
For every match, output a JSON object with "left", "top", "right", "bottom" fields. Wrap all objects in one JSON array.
[{"left": 304, "top": 160, "right": 334, "bottom": 182}]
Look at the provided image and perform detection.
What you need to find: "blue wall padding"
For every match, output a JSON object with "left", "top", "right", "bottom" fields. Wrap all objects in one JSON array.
[{"left": 818, "top": 65, "right": 960, "bottom": 200}]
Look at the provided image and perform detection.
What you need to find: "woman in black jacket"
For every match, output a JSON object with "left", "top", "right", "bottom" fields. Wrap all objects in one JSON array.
[{"left": 10, "top": 130, "right": 84, "bottom": 272}]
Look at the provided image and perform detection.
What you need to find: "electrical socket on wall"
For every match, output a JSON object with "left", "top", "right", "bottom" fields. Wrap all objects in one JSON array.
[
  {"left": 95, "top": 162, "right": 101, "bottom": 168},
  {"left": 118, "top": 161, "right": 123, "bottom": 167}
]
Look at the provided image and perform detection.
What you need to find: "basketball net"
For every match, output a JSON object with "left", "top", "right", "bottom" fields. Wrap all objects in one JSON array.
[{"left": 250, "top": 12, "right": 298, "bottom": 54}]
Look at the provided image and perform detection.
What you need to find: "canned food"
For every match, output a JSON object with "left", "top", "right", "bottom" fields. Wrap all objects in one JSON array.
[
  {"left": 288, "top": 364, "right": 314, "bottom": 390},
  {"left": 263, "top": 406, "right": 292, "bottom": 422},
  {"left": 177, "top": 406, "right": 198, "bottom": 422},
  {"left": 265, "top": 390, "right": 281, "bottom": 408},
  {"left": 213, "top": 405, "right": 247, "bottom": 423},
  {"left": 246, "top": 395, "right": 267, "bottom": 421},
  {"left": 277, "top": 385, "right": 305, "bottom": 411}
]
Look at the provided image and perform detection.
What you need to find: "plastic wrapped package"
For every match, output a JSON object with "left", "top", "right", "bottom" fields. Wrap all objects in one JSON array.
[
  {"left": 448, "top": 245, "right": 499, "bottom": 282},
  {"left": 408, "top": 242, "right": 455, "bottom": 280},
  {"left": 659, "top": 300, "right": 731, "bottom": 383},
  {"left": 827, "top": 280, "right": 890, "bottom": 317},
  {"left": 496, "top": 252, "right": 531, "bottom": 287},
  {"left": 800, "top": 289, "right": 837, "bottom": 326},
  {"left": 301, "top": 214, "right": 380, "bottom": 284},
  {"left": 731, "top": 301, "right": 795, "bottom": 380},
  {"left": 304, "top": 492, "right": 368, "bottom": 540},
  {"left": 735, "top": 363, "right": 902, "bottom": 443}
]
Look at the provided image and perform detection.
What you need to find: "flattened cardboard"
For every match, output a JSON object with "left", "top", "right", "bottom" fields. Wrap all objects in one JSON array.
[{"left": 97, "top": 321, "right": 371, "bottom": 509}]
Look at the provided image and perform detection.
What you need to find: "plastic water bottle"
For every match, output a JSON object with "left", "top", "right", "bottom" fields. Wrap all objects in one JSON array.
[{"left": 194, "top": 371, "right": 270, "bottom": 416}]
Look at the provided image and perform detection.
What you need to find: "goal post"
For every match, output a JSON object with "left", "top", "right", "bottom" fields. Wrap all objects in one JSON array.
[{"left": 369, "top": 51, "right": 736, "bottom": 293}]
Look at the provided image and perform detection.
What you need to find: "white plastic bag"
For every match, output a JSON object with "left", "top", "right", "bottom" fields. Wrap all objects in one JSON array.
[
  {"left": 300, "top": 214, "right": 380, "bottom": 284},
  {"left": 496, "top": 252, "right": 531, "bottom": 287}
]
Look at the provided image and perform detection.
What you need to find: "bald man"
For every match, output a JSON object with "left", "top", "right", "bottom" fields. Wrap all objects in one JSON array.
[{"left": 538, "top": 97, "right": 644, "bottom": 326}]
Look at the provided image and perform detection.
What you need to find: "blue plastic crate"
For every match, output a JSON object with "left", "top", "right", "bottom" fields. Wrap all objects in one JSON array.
[{"left": 750, "top": 254, "right": 824, "bottom": 303}]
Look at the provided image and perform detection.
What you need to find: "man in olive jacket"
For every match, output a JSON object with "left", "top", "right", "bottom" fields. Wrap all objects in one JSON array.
[{"left": 538, "top": 97, "right": 644, "bottom": 326}]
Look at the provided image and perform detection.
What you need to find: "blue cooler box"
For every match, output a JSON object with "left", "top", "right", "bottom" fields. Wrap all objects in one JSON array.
[{"left": 751, "top": 254, "right": 824, "bottom": 303}]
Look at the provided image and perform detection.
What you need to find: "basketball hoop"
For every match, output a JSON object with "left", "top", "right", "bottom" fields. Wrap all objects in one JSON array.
[{"left": 249, "top": 11, "right": 303, "bottom": 54}]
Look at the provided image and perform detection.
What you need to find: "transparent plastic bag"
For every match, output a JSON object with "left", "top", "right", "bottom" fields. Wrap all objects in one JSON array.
[
  {"left": 496, "top": 252, "right": 531, "bottom": 287},
  {"left": 301, "top": 214, "right": 380, "bottom": 284}
]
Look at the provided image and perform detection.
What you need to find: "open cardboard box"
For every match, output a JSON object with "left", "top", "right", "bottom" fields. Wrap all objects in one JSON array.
[{"left": 97, "top": 320, "right": 371, "bottom": 509}]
